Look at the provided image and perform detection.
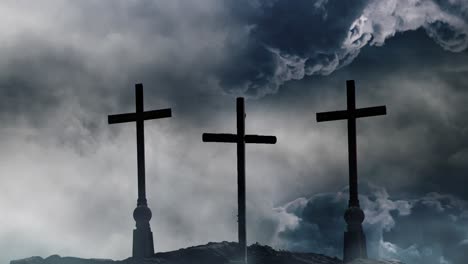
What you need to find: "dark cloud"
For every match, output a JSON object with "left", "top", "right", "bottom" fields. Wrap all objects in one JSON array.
[
  {"left": 217, "top": 0, "right": 468, "bottom": 96},
  {"left": 272, "top": 184, "right": 468, "bottom": 264},
  {"left": 426, "top": 21, "right": 468, "bottom": 52},
  {"left": 255, "top": 28, "right": 468, "bottom": 201},
  {"left": 384, "top": 192, "right": 468, "bottom": 264},
  {"left": 218, "top": 0, "right": 368, "bottom": 96}
]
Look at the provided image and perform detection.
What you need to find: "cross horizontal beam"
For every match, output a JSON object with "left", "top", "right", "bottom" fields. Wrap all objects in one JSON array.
[
  {"left": 244, "top": 135, "right": 277, "bottom": 144},
  {"left": 316, "top": 106, "right": 386, "bottom": 122},
  {"left": 108, "top": 108, "right": 172, "bottom": 124},
  {"left": 202, "top": 133, "right": 277, "bottom": 144},
  {"left": 203, "top": 133, "right": 238, "bottom": 143}
]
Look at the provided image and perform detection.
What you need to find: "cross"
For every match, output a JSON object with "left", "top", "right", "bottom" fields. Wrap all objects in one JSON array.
[
  {"left": 108, "top": 83, "right": 171, "bottom": 258},
  {"left": 316, "top": 80, "right": 386, "bottom": 207},
  {"left": 316, "top": 80, "right": 386, "bottom": 262},
  {"left": 202, "top": 97, "right": 276, "bottom": 264}
]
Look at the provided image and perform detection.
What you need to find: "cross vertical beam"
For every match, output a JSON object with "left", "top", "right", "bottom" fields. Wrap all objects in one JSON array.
[
  {"left": 347, "top": 82, "right": 358, "bottom": 208},
  {"left": 316, "top": 80, "right": 386, "bottom": 263},
  {"left": 136, "top": 84, "right": 147, "bottom": 206},
  {"left": 203, "top": 97, "right": 276, "bottom": 264},
  {"left": 236, "top": 98, "right": 247, "bottom": 260}
]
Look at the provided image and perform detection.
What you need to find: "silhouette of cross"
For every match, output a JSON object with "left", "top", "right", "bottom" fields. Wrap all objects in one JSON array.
[
  {"left": 202, "top": 97, "right": 276, "bottom": 264},
  {"left": 316, "top": 80, "right": 386, "bottom": 207},
  {"left": 316, "top": 80, "right": 386, "bottom": 262},
  {"left": 108, "top": 83, "right": 171, "bottom": 258},
  {"left": 108, "top": 83, "right": 171, "bottom": 206}
]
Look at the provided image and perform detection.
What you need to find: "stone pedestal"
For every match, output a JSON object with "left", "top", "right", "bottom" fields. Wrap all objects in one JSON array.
[
  {"left": 132, "top": 205, "right": 154, "bottom": 258},
  {"left": 343, "top": 206, "right": 367, "bottom": 263}
]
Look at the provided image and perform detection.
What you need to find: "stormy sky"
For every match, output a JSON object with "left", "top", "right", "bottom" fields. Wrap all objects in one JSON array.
[{"left": 1, "top": 1, "right": 468, "bottom": 264}]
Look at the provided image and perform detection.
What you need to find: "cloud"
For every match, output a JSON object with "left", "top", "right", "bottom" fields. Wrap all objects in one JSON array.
[
  {"left": 271, "top": 184, "right": 468, "bottom": 264},
  {"left": 0, "top": 0, "right": 233, "bottom": 127},
  {"left": 218, "top": 0, "right": 468, "bottom": 96}
]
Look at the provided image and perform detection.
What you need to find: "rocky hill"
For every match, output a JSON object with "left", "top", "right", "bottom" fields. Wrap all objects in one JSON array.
[{"left": 11, "top": 242, "right": 403, "bottom": 264}]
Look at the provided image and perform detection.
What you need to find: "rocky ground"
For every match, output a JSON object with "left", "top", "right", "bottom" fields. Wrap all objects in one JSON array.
[{"left": 11, "top": 242, "right": 403, "bottom": 264}]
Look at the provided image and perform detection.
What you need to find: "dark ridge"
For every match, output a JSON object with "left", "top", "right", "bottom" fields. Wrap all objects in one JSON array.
[{"left": 11, "top": 241, "right": 403, "bottom": 264}]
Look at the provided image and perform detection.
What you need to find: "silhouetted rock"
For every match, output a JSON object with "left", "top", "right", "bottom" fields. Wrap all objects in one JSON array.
[{"left": 10, "top": 242, "right": 403, "bottom": 264}]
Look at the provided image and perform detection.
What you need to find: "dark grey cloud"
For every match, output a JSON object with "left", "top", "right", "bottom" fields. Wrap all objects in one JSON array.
[
  {"left": 254, "top": 28, "right": 468, "bottom": 202},
  {"left": 254, "top": 28, "right": 468, "bottom": 264},
  {"left": 272, "top": 184, "right": 468, "bottom": 264},
  {"left": 0, "top": 0, "right": 233, "bottom": 128},
  {"left": 217, "top": 0, "right": 468, "bottom": 96}
]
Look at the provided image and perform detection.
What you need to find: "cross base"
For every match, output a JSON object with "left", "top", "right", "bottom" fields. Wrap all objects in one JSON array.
[
  {"left": 343, "top": 207, "right": 367, "bottom": 263},
  {"left": 132, "top": 205, "right": 155, "bottom": 258},
  {"left": 133, "top": 228, "right": 154, "bottom": 258}
]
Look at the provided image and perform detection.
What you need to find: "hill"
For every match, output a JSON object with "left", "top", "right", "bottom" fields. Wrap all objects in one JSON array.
[{"left": 11, "top": 242, "right": 402, "bottom": 264}]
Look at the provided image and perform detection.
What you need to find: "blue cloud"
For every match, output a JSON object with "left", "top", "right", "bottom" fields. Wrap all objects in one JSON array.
[
  {"left": 271, "top": 184, "right": 468, "bottom": 264},
  {"left": 219, "top": 0, "right": 468, "bottom": 96}
]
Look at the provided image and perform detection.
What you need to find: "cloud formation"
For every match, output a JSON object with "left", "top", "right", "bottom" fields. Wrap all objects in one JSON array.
[
  {"left": 219, "top": 0, "right": 468, "bottom": 96},
  {"left": 272, "top": 184, "right": 468, "bottom": 264}
]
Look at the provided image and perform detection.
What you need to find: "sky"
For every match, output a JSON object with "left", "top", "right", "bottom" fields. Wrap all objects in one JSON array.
[{"left": 1, "top": 1, "right": 468, "bottom": 264}]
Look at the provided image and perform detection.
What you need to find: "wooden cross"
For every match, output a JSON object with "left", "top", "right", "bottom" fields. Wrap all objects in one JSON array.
[
  {"left": 316, "top": 80, "right": 386, "bottom": 207},
  {"left": 108, "top": 83, "right": 171, "bottom": 258},
  {"left": 202, "top": 97, "right": 276, "bottom": 264}
]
